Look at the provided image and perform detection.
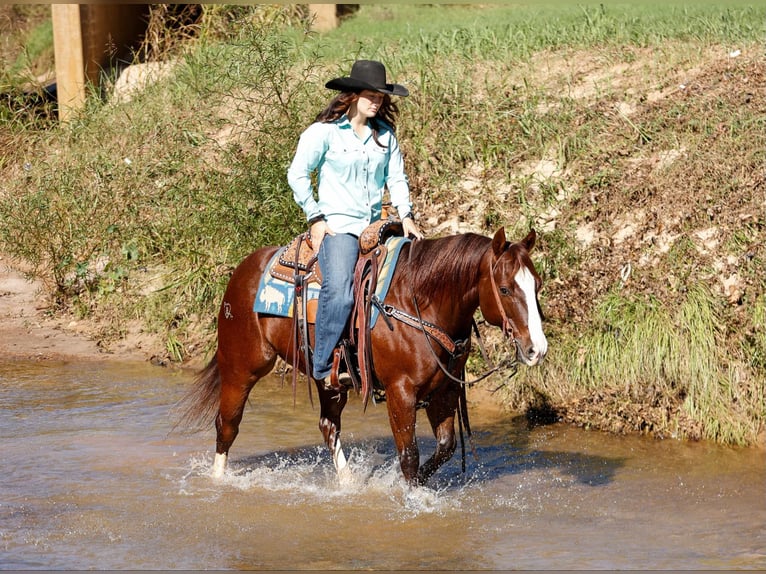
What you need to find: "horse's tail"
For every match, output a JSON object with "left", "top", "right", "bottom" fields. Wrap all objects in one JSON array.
[{"left": 172, "top": 353, "right": 221, "bottom": 433}]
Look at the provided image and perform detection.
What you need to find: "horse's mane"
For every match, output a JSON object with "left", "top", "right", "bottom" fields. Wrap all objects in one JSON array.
[{"left": 401, "top": 233, "right": 491, "bottom": 306}]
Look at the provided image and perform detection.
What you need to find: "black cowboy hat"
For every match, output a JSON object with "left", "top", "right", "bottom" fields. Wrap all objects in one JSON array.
[{"left": 325, "top": 60, "right": 409, "bottom": 97}]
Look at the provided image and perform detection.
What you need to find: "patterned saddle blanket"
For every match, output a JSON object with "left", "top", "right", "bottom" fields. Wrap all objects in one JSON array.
[{"left": 253, "top": 234, "right": 410, "bottom": 327}]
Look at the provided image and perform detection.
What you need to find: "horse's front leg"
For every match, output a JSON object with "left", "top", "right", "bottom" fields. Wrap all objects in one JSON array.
[
  {"left": 384, "top": 385, "right": 421, "bottom": 484},
  {"left": 418, "top": 384, "right": 460, "bottom": 484},
  {"left": 316, "top": 384, "right": 351, "bottom": 481}
]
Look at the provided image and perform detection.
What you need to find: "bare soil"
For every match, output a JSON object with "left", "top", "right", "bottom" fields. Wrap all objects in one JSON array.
[{"left": 0, "top": 257, "right": 162, "bottom": 364}]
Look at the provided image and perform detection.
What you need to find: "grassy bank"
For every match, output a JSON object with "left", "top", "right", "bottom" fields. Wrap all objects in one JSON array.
[{"left": 0, "top": 3, "right": 763, "bottom": 445}]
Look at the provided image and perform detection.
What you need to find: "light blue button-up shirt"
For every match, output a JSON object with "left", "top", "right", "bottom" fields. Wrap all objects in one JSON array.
[{"left": 287, "top": 115, "right": 411, "bottom": 236}]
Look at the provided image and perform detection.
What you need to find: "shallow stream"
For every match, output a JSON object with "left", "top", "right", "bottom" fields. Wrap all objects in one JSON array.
[{"left": 1, "top": 360, "right": 764, "bottom": 569}]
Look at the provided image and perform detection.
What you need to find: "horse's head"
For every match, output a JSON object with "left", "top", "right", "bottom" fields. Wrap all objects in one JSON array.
[{"left": 480, "top": 227, "right": 548, "bottom": 366}]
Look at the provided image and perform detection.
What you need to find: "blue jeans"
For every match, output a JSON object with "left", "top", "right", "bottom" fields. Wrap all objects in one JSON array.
[{"left": 312, "top": 233, "right": 359, "bottom": 380}]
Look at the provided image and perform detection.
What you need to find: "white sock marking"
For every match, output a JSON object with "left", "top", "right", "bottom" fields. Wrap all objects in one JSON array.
[{"left": 211, "top": 452, "right": 228, "bottom": 478}]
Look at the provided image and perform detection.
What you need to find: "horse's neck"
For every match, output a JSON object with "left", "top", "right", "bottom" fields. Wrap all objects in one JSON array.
[{"left": 407, "top": 235, "right": 489, "bottom": 333}]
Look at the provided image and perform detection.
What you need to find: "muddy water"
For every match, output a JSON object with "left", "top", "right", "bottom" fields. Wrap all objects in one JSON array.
[{"left": 1, "top": 360, "right": 764, "bottom": 570}]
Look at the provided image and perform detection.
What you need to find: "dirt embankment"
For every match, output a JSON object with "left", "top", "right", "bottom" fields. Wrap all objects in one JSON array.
[
  {"left": 1, "top": 39, "right": 762, "bottom": 451},
  {"left": 3, "top": 47, "right": 762, "bottom": 369},
  {"left": 0, "top": 258, "right": 163, "bottom": 364}
]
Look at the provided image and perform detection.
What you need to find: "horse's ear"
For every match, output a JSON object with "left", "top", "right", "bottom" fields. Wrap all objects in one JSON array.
[
  {"left": 522, "top": 228, "right": 537, "bottom": 251},
  {"left": 492, "top": 227, "right": 508, "bottom": 256}
]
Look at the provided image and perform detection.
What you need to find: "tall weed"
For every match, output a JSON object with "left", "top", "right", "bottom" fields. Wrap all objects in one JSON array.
[
  {"left": 0, "top": 12, "right": 314, "bottom": 345},
  {"left": 506, "top": 285, "right": 763, "bottom": 444}
]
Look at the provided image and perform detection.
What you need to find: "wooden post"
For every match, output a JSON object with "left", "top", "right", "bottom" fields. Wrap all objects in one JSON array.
[
  {"left": 51, "top": 4, "right": 85, "bottom": 122},
  {"left": 308, "top": 4, "right": 338, "bottom": 32}
]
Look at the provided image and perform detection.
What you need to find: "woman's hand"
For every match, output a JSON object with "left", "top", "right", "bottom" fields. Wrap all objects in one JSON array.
[
  {"left": 309, "top": 219, "right": 333, "bottom": 254},
  {"left": 402, "top": 217, "right": 424, "bottom": 240}
]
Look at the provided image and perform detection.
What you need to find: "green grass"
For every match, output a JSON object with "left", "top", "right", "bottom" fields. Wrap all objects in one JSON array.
[
  {"left": 314, "top": 3, "right": 763, "bottom": 57},
  {"left": 5, "top": 18, "right": 52, "bottom": 78},
  {"left": 503, "top": 283, "right": 764, "bottom": 445}
]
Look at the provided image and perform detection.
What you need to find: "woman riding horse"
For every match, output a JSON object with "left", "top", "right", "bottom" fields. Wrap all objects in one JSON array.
[
  {"left": 287, "top": 59, "right": 423, "bottom": 391},
  {"left": 178, "top": 57, "right": 548, "bottom": 487}
]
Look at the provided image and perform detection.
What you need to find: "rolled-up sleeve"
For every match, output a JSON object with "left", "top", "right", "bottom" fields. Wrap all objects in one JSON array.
[{"left": 287, "top": 123, "right": 327, "bottom": 221}]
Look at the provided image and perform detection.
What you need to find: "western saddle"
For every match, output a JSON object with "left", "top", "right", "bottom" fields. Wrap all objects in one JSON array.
[{"left": 271, "top": 217, "right": 405, "bottom": 406}]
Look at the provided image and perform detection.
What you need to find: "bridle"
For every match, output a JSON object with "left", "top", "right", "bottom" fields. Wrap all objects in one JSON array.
[{"left": 488, "top": 252, "right": 521, "bottom": 342}]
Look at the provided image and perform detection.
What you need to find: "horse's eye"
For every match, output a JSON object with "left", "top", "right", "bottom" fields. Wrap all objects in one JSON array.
[{"left": 499, "top": 286, "right": 511, "bottom": 296}]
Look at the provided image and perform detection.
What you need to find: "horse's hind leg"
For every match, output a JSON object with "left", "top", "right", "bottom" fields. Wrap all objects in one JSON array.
[
  {"left": 212, "top": 366, "right": 250, "bottom": 477},
  {"left": 315, "top": 385, "right": 351, "bottom": 481},
  {"left": 208, "top": 249, "right": 282, "bottom": 478},
  {"left": 212, "top": 356, "right": 275, "bottom": 478}
]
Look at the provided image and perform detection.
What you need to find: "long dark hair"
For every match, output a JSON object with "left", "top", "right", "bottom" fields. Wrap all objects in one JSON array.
[{"left": 315, "top": 91, "right": 399, "bottom": 148}]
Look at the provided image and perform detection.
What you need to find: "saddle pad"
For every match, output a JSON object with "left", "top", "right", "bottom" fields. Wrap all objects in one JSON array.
[
  {"left": 253, "top": 236, "right": 410, "bottom": 326},
  {"left": 369, "top": 235, "right": 409, "bottom": 328},
  {"left": 253, "top": 248, "right": 321, "bottom": 319}
]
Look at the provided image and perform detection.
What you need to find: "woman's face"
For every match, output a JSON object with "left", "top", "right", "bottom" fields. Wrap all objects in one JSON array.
[{"left": 355, "top": 90, "right": 384, "bottom": 118}]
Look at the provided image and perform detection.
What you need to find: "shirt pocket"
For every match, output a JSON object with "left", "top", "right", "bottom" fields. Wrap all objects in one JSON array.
[
  {"left": 325, "top": 146, "right": 360, "bottom": 178},
  {"left": 367, "top": 145, "right": 389, "bottom": 179}
]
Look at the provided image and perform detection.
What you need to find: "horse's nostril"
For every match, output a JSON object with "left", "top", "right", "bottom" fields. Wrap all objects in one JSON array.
[{"left": 514, "top": 340, "right": 541, "bottom": 364}]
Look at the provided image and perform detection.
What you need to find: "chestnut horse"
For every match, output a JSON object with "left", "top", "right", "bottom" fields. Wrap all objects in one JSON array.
[{"left": 178, "top": 227, "right": 547, "bottom": 485}]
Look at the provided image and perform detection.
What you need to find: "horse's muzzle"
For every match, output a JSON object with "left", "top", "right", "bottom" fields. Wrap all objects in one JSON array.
[{"left": 514, "top": 338, "right": 547, "bottom": 366}]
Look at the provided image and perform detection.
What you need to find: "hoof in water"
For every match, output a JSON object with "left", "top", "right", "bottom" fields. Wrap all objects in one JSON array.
[
  {"left": 333, "top": 438, "right": 354, "bottom": 485},
  {"left": 211, "top": 452, "right": 227, "bottom": 479},
  {"left": 337, "top": 466, "right": 354, "bottom": 486}
]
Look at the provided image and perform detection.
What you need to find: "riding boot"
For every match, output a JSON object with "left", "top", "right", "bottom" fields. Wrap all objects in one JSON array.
[
  {"left": 322, "top": 348, "right": 352, "bottom": 391},
  {"left": 321, "top": 372, "right": 353, "bottom": 392}
]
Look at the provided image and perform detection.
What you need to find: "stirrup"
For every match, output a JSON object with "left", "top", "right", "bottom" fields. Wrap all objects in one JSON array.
[{"left": 322, "top": 372, "right": 352, "bottom": 392}]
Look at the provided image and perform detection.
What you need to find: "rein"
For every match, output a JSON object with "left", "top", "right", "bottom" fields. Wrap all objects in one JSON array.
[
  {"left": 286, "top": 234, "right": 317, "bottom": 407},
  {"left": 409, "top": 295, "right": 502, "bottom": 386}
]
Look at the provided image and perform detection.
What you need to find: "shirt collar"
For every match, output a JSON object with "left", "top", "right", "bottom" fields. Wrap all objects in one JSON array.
[{"left": 335, "top": 114, "right": 373, "bottom": 142}]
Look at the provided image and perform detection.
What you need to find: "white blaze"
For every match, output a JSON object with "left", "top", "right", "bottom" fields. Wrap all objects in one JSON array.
[{"left": 514, "top": 266, "right": 548, "bottom": 363}]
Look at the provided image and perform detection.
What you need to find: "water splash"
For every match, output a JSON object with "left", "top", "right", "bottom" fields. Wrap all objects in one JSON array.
[{"left": 175, "top": 444, "right": 479, "bottom": 517}]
